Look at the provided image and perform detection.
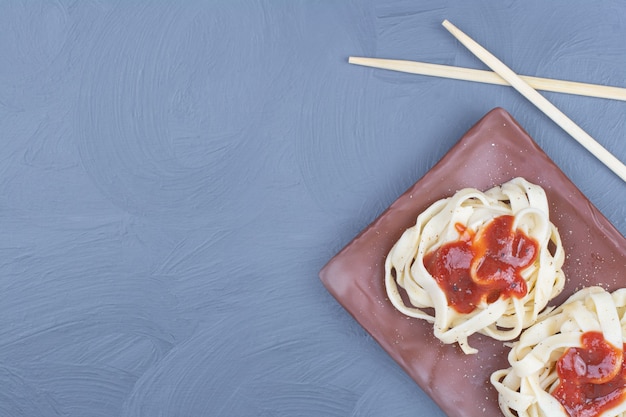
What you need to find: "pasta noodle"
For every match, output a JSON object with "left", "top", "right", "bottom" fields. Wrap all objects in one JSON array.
[
  {"left": 384, "top": 177, "right": 565, "bottom": 354},
  {"left": 491, "top": 287, "right": 626, "bottom": 417}
]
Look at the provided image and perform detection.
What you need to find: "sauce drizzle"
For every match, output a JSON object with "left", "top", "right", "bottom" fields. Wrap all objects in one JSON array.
[
  {"left": 423, "top": 215, "right": 537, "bottom": 314},
  {"left": 552, "top": 331, "right": 626, "bottom": 417}
]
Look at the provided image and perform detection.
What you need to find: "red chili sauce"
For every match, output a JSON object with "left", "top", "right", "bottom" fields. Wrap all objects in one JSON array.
[
  {"left": 552, "top": 331, "right": 626, "bottom": 417},
  {"left": 423, "top": 215, "right": 537, "bottom": 314}
]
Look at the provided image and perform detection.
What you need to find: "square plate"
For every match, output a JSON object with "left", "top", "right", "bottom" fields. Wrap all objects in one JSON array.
[{"left": 319, "top": 108, "right": 626, "bottom": 417}]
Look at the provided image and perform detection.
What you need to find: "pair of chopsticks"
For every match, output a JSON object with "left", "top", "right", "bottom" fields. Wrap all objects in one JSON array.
[{"left": 349, "top": 20, "right": 626, "bottom": 182}]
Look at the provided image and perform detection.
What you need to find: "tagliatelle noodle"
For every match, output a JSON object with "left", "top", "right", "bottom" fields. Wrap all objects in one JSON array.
[
  {"left": 385, "top": 177, "right": 565, "bottom": 354},
  {"left": 491, "top": 287, "right": 626, "bottom": 417}
]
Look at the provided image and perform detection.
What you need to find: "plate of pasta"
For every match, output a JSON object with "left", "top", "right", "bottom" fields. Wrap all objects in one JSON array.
[
  {"left": 319, "top": 108, "right": 626, "bottom": 417},
  {"left": 385, "top": 177, "right": 566, "bottom": 354}
]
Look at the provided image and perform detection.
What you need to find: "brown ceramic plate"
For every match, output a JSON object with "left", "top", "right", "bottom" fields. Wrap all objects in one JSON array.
[{"left": 319, "top": 108, "right": 626, "bottom": 417}]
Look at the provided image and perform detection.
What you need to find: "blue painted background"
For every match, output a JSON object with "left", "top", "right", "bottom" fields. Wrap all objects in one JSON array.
[{"left": 0, "top": 1, "right": 624, "bottom": 416}]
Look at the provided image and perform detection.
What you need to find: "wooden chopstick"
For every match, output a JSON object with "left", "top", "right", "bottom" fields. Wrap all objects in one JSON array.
[
  {"left": 348, "top": 57, "right": 626, "bottom": 102},
  {"left": 440, "top": 19, "right": 626, "bottom": 182}
]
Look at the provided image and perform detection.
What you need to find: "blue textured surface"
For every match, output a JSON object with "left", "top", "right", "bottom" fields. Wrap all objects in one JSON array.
[{"left": 0, "top": 1, "right": 624, "bottom": 416}]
